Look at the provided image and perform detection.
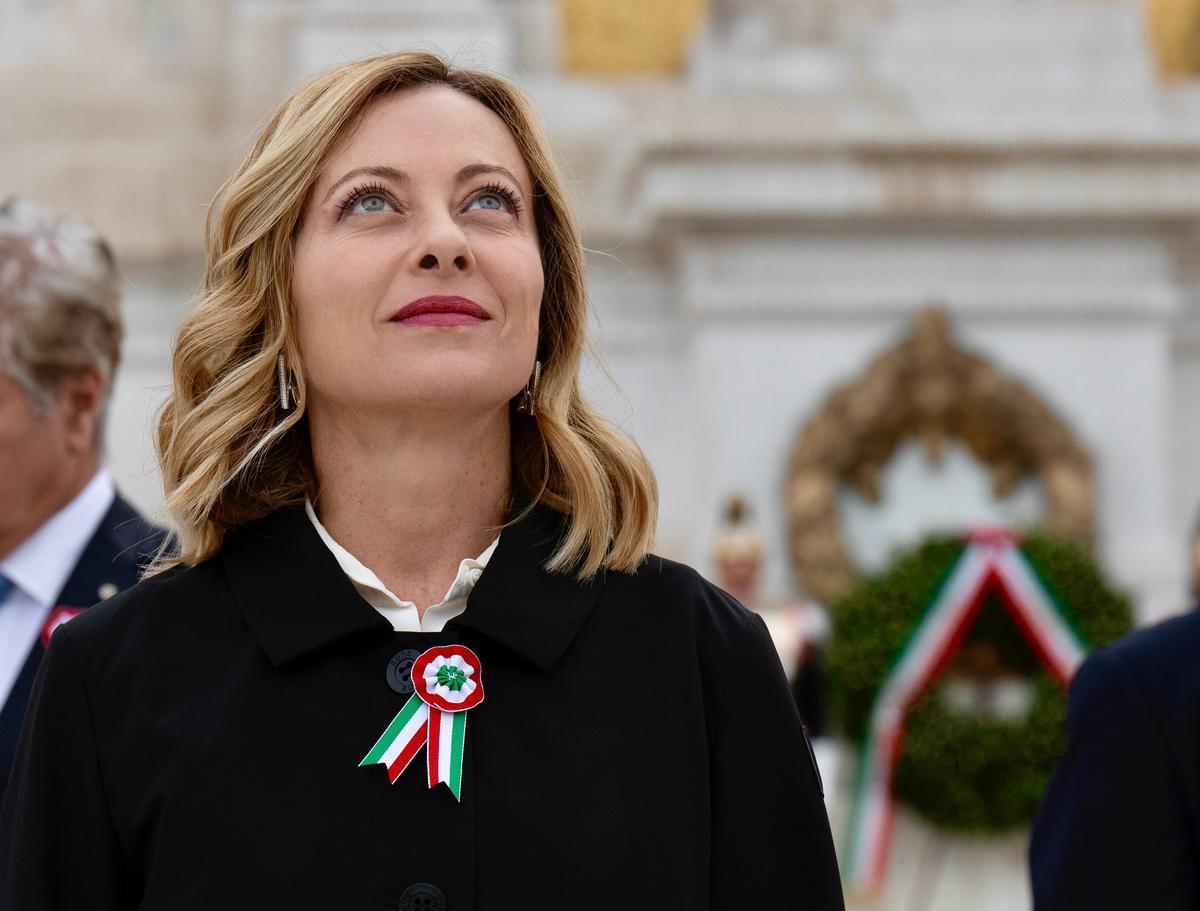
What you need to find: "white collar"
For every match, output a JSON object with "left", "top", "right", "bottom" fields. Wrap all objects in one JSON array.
[
  {"left": 1, "top": 467, "right": 117, "bottom": 609},
  {"left": 303, "top": 498, "right": 499, "bottom": 609}
]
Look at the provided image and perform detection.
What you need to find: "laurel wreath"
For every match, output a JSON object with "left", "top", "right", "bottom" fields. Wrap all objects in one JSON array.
[{"left": 828, "top": 533, "right": 1133, "bottom": 831}]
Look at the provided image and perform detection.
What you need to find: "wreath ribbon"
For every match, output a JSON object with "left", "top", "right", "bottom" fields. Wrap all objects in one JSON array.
[
  {"left": 359, "top": 644, "right": 485, "bottom": 801},
  {"left": 845, "top": 531, "right": 1089, "bottom": 892}
]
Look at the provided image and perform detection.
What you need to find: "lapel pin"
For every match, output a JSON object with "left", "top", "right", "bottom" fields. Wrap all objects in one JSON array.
[
  {"left": 40, "top": 606, "right": 86, "bottom": 648},
  {"left": 359, "top": 644, "right": 485, "bottom": 801}
]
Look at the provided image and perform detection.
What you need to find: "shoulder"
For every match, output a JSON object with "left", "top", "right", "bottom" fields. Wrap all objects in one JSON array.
[
  {"left": 602, "top": 552, "right": 763, "bottom": 670},
  {"left": 1074, "top": 609, "right": 1200, "bottom": 692},
  {"left": 598, "top": 553, "right": 782, "bottom": 736},
  {"left": 59, "top": 558, "right": 233, "bottom": 673},
  {"left": 614, "top": 551, "right": 755, "bottom": 631},
  {"left": 102, "top": 493, "right": 172, "bottom": 567},
  {"left": 1069, "top": 609, "right": 1200, "bottom": 731}
]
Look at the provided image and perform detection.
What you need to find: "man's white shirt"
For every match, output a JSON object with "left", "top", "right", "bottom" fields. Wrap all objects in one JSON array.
[{"left": 0, "top": 468, "right": 115, "bottom": 710}]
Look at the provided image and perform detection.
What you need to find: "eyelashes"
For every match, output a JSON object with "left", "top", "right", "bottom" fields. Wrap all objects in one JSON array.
[
  {"left": 335, "top": 181, "right": 524, "bottom": 219},
  {"left": 335, "top": 181, "right": 391, "bottom": 218},
  {"left": 474, "top": 182, "right": 524, "bottom": 217}
]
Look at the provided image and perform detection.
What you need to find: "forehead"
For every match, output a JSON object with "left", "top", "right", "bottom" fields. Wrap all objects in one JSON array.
[{"left": 318, "top": 84, "right": 532, "bottom": 192}]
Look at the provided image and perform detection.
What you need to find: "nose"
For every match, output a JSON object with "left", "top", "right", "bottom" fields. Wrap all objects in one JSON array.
[{"left": 414, "top": 213, "right": 473, "bottom": 273}]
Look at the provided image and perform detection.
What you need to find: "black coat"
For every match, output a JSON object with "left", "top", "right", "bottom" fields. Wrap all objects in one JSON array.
[
  {"left": 0, "top": 492, "right": 166, "bottom": 806},
  {"left": 0, "top": 501, "right": 843, "bottom": 910},
  {"left": 1029, "top": 608, "right": 1200, "bottom": 909}
]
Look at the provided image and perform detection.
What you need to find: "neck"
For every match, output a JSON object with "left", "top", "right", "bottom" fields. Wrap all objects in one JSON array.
[
  {"left": 308, "top": 404, "right": 512, "bottom": 615},
  {"left": 0, "top": 453, "right": 102, "bottom": 561}
]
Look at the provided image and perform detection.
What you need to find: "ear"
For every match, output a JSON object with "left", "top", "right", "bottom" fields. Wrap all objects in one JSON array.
[{"left": 55, "top": 367, "right": 106, "bottom": 455}]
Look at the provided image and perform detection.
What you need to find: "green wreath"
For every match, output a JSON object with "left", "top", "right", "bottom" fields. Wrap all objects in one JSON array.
[{"left": 827, "top": 533, "right": 1133, "bottom": 832}]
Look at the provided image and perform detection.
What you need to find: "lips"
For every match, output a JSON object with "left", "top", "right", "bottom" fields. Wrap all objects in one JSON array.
[{"left": 391, "top": 295, "right": 490, "bottom": 321}]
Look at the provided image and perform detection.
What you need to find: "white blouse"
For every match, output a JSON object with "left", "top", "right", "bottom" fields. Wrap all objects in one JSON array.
[{"left": 303, "top": 498, "right": 499, "bottom": 633}]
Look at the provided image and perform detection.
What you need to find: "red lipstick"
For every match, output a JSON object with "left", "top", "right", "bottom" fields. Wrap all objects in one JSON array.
[{"left": 391, "top": 295, "right": 490, "bottom": 326}]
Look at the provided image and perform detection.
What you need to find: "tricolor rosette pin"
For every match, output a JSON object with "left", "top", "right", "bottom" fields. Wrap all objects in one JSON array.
[{"left": 359, "top": 644, "right": 485, "bottom": 800}]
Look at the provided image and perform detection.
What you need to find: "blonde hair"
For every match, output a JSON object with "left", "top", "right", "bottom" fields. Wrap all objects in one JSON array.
[
  {"left": 0, "top": 197, "right": 122, "bottom": 431},
  {"left": 154, "top": 50, "right": 658, "bottom": 581}
]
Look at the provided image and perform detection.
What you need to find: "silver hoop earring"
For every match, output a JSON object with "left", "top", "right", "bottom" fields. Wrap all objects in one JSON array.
[
  {"left": 277, "top": 354, "right": 295, "bottom": 411},
  {"left": 516, "top": 359, "right": 542, "bottom": 416}
]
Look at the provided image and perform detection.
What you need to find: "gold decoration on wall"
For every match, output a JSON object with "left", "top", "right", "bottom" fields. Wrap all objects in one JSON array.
[
  {"left": 786, "top": 307, "right": 1096, "bottom": 605},
  {"left": 1146, "top": 0, "right": 1200, "bottom": 77},
  {"left": 560, "top": 0, "right": 710, "bottom": 77}
]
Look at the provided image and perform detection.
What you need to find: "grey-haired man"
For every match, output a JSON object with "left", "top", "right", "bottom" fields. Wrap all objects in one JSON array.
[{"left": 0, "top": 197, "right": 168, "bottom": 808}]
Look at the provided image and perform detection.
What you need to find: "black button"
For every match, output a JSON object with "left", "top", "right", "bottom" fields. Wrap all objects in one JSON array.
[
  {"left": 386, "top": 649, "right": 421, "bottom": 695},
  {"left": 398, "top": 882, "right": 446, "bottom": 910}
]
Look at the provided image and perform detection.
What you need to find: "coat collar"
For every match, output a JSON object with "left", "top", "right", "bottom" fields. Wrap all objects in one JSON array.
[{"left": 220, "top": 499, "right": 606, "bottom": 672}]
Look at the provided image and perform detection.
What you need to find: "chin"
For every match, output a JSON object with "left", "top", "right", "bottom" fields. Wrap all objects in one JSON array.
[
  {"left": 396, "top": 356, "right": 515, "bottom": 392},
  {"left": 364, "top": 380, "right": 502, "bottom": 414}
]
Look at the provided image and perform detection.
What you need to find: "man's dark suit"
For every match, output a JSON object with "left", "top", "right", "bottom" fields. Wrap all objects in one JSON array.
[
  {"left": 0, "top": 494, "right": 166, "bottom": 805},
  {"left": 1029, "top": 608, "right": 1200, "bottom": 909}
]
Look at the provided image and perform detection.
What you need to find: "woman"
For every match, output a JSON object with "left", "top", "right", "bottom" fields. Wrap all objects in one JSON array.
[{"left": 0, "top": 52, "right": 843, "bottom": 909}]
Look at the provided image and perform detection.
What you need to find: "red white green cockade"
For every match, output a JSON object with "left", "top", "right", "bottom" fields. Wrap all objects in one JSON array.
[{"left": 359, "top": 644, "right": 485, "bottom": 801}]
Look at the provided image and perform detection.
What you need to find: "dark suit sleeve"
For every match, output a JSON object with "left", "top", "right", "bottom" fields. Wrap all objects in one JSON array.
[
  {"left": 0, "top": 625, "right": 130, "bottom": 909},
  {"left": 1030, "top": 646, "right": 1198, "bottom": 910},
  {"left": 710, "top": 612, "right": 844, "bottom": 909}
]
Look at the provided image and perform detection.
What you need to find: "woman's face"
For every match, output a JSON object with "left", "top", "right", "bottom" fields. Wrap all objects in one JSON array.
[{"left": 291, "top": 84, "right": 543, "bottom": 421}]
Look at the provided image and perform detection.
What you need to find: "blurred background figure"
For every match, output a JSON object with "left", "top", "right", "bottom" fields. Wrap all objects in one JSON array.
[
  {"left": 710, "top": 495, "right": 766, "bottom": 608},
  {"left": 712, "top": 494, "right": 831, "bottom": 738},
  {"left": 1191, "top": 515, "right": 1200, "bottom": 602},
  {"left": 1029, "top": 605, "right": 1200, "bottom": 910},
  {"left": 0, "top": 198, "right": 166, "bottom": 806}
]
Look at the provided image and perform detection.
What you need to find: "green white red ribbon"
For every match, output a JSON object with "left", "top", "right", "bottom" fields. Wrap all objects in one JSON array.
[
  {"left": 845, "top": 529, "right": 1089, "bottom": 892},
  {"left": 359, "top": 644, "right": 484, "bottom": 801}
]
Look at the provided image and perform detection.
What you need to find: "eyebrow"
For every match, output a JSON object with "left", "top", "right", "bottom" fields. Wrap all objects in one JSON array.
[{"left": 320, "top": 163, "right": 526, "bottom": 205}]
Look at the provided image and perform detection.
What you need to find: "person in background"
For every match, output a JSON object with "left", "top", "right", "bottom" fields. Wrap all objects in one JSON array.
[
  {"left": 712, "top": 495, "right": 830, "bottom": 736},
  {"left": 0, "top": 197, "right": 167, "bottom": 806},
  {"left": 1029, "top": 605, "right": 1200, "bottom": 909},
  {"left": 1191, "top": 516, "right": 1200, "bottom": 603}
]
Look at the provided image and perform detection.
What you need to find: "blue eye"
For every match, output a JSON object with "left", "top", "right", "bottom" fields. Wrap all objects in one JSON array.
[
  {"left": 356, "top": 195, "right": 389, "bottom": 213},
  {"left": 472, "top": 194, "right": 505, "bottom": 211},
  {"left": 336, "top": 183, "right": 395, "bottom": 218},
  {"left": 469, "top": 182, "right": 523, "bottom": 217}
]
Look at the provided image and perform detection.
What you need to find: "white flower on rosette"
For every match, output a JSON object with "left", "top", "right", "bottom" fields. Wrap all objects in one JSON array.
[{"left": 423, "top": 653, "right": 477, "bottom": 705}]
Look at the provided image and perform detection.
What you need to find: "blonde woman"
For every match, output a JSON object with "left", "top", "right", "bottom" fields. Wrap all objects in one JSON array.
[{"left": 0, "top": 52, "right": 842, "bottom": 909}]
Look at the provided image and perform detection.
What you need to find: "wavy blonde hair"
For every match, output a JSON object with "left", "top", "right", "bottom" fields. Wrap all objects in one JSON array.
[{"left": 153, "top": 50, "right": 657, "bottom": 581}]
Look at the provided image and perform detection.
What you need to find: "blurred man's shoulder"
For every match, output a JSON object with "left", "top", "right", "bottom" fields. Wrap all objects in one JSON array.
[
  {"left": 1073, "top": 609, "right": 1200, "bottom": 723},
  {"left": 101, "top": 492, "right": 172, "bottom": 568},
  {"left": 62, "top": 559, "right": 229, "bottom": 656},
  {"left": 1093, "top": 609, "right": 1200, "bottom": 677}
]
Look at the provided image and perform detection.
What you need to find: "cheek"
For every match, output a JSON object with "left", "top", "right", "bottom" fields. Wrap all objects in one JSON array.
[
  {"left": 491, "top": 248, "right": 545, "bottom": 334},
  {"left": 0, "top": 388, "right": 34, "bottom": 447},
  {"left": 290, "top": 235, "right": 324, "bottom": 335},
  {"left": 292, "top": 233, "right": 345, "bottom": 330},
  {"left": 0, "top": 399, "right": 62, "bottom": 480},
  {"left": 524, "top": 260, "right": 546, "bottom": 347},
  {"left": 290, "top": 234, "right": 392, "bottom": 373}
]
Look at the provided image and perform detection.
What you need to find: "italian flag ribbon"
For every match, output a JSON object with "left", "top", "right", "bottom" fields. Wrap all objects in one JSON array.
[
  {"left": 359, "top": 644, "right": 485, "bottom": 801},
  {"left": 845, "top": 529, "right": 1089, "bottom": 893}
]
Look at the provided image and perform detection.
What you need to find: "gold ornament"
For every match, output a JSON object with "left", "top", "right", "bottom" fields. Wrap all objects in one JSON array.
[
  {"left": 561, "top": 0, "right": 710, "bottom": 77},
  {"left": 1146, "top": 0, "right": 1200, "bottom": 77},
  {"left": 786, "top": 306, "right": 1096, "bottom": 605}
]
